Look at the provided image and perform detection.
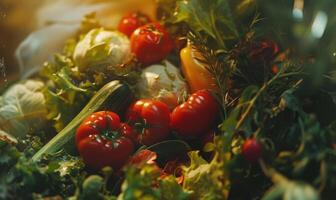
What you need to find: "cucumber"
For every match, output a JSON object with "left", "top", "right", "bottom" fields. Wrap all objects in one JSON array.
[{"left": 32, "top": 80, "right": 133, "bottom": 162}]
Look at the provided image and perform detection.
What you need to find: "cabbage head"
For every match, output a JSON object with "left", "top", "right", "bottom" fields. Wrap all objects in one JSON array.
[
  {"left": 0, "top": 80, "right": 47, "bottom": 141},
  {"left": 73, "top": 28, "right": 131, "bottom": 71}
]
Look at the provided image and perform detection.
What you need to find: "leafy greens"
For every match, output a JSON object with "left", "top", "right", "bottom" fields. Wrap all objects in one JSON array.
[{"left": 0, "top": 80, "right": 47, "bottom": 140}]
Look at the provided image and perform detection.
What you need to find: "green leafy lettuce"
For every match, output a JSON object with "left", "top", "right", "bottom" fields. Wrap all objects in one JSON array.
[
  {"left": 118, "top": 164, "right": 190, "bottom": 200},
  {"left": 0, "top": 136, "right": 84, "bottom": 200},
  {"left": 182, "top": 151, "right": 230, "bottom": 200},
  {"left": 0, "top": 80, "right": 47, "bottom": 140},
  {"left": 73, "top": 28, "right": 131, "bottom": 71}
]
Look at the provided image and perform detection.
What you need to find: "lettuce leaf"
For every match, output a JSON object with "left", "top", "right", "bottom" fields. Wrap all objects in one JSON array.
[
  {"left": 118, "top": 165, "right": 191, "bottom": 200},
  {"left": 41, "top": 53, "right": 93, "bottom": 131},
  {"left": 73, "top": 28, "right": 131, "bottom": 71},
  {"left": 182, "top": 151, "right": 230, "bottom": 200},
  {"left": 0, "top": 80, "right": 47, "bottom": 139}
]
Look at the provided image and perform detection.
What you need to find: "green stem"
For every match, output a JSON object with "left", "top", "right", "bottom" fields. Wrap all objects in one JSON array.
[
  {"left": 319, "top": 161, "right": 327, "bottom": 192},
  {"left": 235, "top": 71, "right": 303, "bottom": 130},
  {"left": 259, "top": 159, "right": 288, "bottom": 184}
]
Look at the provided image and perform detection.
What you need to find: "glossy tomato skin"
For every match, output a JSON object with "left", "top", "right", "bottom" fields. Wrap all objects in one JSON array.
[
  {"left": 242, "top": 139, "right": 262, "bottom": 163},
  {"left": 126, "top": 99, "right": 171, "bottom": 146},
  {"left": 118, "top": 11, "right": 151, "bottom": 37},
  {"left": 171, "top": 90, "right": 220, "bottom": 138},
  {"left": 76, "top": 111, "right": 134, "bottom": 170},
  {"left": 119, "top": 123, "right": 138, "bottom": 144},
  {"left": 131, "top": 23, "right": 174, "bottom": 65}
]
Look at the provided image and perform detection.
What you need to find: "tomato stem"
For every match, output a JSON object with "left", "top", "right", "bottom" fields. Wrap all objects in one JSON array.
[{"left": 101, "top": 130, "right": 121, "bottom": 143}]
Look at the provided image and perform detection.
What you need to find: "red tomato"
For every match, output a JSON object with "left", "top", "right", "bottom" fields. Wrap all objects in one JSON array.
[
  {"left": 118, "top": 11, "right": 151, "bottom": 37},
  {"left": 119, "top": 123, "right": 138, "bottom": 144},
  {"left": 76, "top": 111, "right": 135, "bottom": 170},
  {"left": 271, "top": 65, "right": 280, "bottom": 74},
  {"left": 242, "top": 139, "right": 262, "bottom": 163},
  {"left": 131, "top": 23, "right": 174, "bottom": 65},
  {"left": 249, "top": 39, "right": 279, "bottom": 64},
  {"left": 171, "top": 90, "right": 220, "bottom": 138},
  {"left": 126, "top": 99, "right": 171, "bottom": 146}
]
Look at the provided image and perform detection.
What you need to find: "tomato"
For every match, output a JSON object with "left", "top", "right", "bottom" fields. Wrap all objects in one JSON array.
[
  {"left": 126, "top": 99, "right": 171, "bottom": 146},
  {"left": 76, "top": 111, "right": 135, "bottom": 170},
  {"left": 180, "top": 44, "right": 219, "bottom": 92},
  {"left": 171, "top": 90, "right": 220, "bottom": 138},
  {"left": 118, "top": 11, "right": 151, "bottom": 37},
  {"left": 131, "top": 23, "right": 174, "bottom": 65},
  {"left": 271, "top": 65, "right": 280, "bottom": 74},
  {"left": 242, "top": 139, "right": 262, "bottom": 163},
  {"left": 248, "top": 39, "right": 279, "bottom": 64}
]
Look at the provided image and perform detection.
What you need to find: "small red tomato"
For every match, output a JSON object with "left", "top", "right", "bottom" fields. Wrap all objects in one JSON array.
[
  {"left": 171, "top": 90, "right": 220, "bottom": 138},
  {"left": 126, "top": 99, "right": 171, "bottom": 146},
  {"left": 242, "top": 139, "right": 262, "bottom": 163},
  {"left": 118, "top": 11, "right": 151, "bottom": 37},
  {"left": 271, "top": 65, "right": 280, "bottom": 74},
  {"left": 76, "top": 111, "right": 134, "bottom": 170},
  {"left": 249, "top": 39, "right": 279, "bottom": 64},
  {"left": 131, "top": 23, "right": 174, "bottom": 65}
]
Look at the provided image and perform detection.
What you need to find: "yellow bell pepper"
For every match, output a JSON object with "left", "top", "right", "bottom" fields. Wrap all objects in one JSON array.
[{"left": 180, "top": 44, "right": 219, "bottom": 92}]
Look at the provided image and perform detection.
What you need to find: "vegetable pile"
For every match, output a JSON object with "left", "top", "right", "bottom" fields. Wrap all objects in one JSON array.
[{"left": 1, "top": 0, "right": 336, "bottom": 200}]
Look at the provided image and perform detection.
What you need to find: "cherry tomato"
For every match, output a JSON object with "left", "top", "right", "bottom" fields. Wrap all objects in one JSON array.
[
  {"left": 171, "top": 90, "right": 220, "bottom": 138},
  {"left": 242, "top": 139, "right": 262, "bottom": 163},
  {"left": 126, "top": 99, "right": 171, "bottom": 146},
  {"left": 76, "top": 111, "right": 135, "bottom": 170},
  {"left": 249, "top": 39, "right": 279, "bottom": 64},
  {"left": 118, "top": 11, "right": 151, "bottom": 37},
  {"left": 271, "top": 65, "right": 280, "bottom": 74},
  {"left": 131, "top": 23, "right": 174, "bottom": 65}
]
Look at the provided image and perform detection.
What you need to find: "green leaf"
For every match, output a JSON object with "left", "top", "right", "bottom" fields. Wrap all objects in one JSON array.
[
  {"left": 262, "top": 184, "right": 287, "bottom": 200},
  {"left": 280, "top": 89, "right": 302, "bottom": 112},
  {"left": 283, "top": 182, "right": 319, "bottom": 200},
  {"left": 239, "top": 85, "right": 259, "bottom": 104},
  {"left": 262, "top": 182, "right": 319, "bottom": 200},
  {"left": 231, "top": 0, "right": 256, "bottom": 16},
  {"left": 0, "top": 80, "right": 47, "bottom": 139},
  {"left": 80, "top": 175, "right": 104, "bottom": 200},
  {"left": 182, "top": 151, "right": 229, "bottom": 200},
  {"left": 41, "top": 54, "right": 91, "bottom": 132},
  {"left": 0, "top": 142, "right": 20, "bottom": 170},
  {"left": 159, "top": 176, "right": 191, "bottom": 200},
  {"left": 56, "top": 67, "right": 88, "bottom": 93},
  {"left": 174, "top": 0, "right": 239, "bottom": 49},
  {"left": 118, "top": 165, "right": 161, "bottom": 200},
  {"left": 203, "top": 142, "right": 216, "bottom": 152},
  {"left": 119, "top": 164, "right": 190, "bottom": 200}
]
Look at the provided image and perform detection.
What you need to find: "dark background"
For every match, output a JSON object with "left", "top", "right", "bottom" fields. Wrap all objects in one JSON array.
[{"left": 0, "top": 0, "right": 40, "bottom": 87}]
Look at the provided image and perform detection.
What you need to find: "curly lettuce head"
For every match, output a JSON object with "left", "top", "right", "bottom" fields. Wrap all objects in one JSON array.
[
  {"left": 0, "top": 80, "right": 47, "bottom": 141},
  {"left": 73, "top": 28, "right": 131, "bottom": 71}
]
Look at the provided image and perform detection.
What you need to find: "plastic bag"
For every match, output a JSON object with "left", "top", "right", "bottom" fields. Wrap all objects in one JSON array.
[{"left": 15, "top": 0, "right": 156, "bottom": 79}]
